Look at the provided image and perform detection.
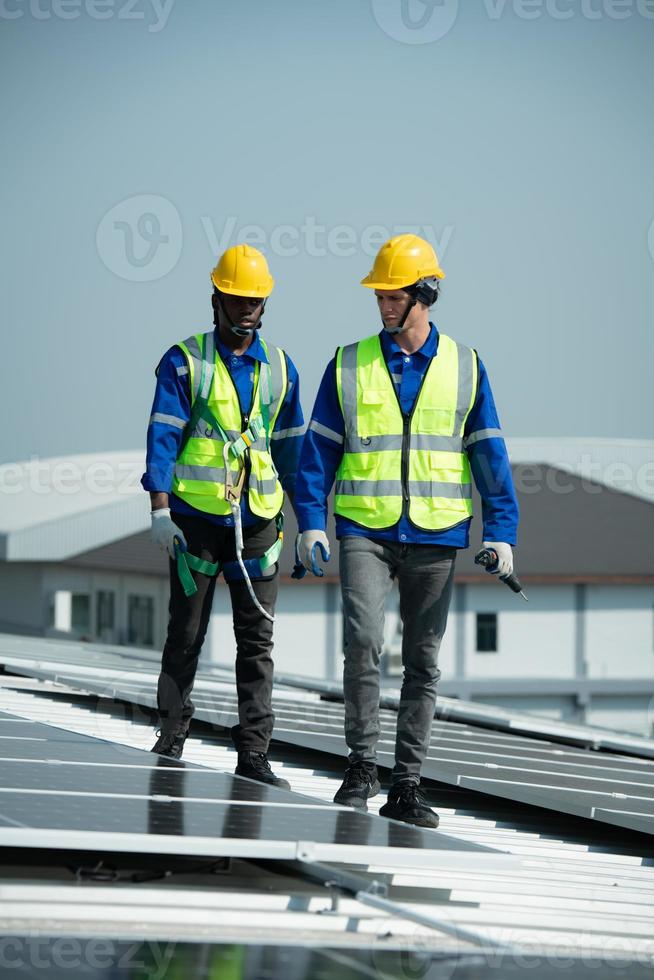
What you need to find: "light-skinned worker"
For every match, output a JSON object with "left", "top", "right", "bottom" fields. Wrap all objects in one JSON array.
[
  {"left": 142, "top": 244, "right": 304, "bottom": 789},
  {"left": 294, "top": 234, "right": 519, "bottom": 827}
]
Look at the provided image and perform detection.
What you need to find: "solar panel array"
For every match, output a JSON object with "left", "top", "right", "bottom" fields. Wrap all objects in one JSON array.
[
  {"left": 2, "top": 662, "right": 654, "bottom": 977},
  {"left": 0, "top": 709, "right": 504, "bottom": 869},
  {"left": 2, "top": 634, "right": 653, "bottom": 837}
]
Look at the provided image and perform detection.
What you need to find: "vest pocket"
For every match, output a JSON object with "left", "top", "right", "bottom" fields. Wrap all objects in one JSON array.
[{"left": 413, "top": 406, "right": 455, "bottom": 433}]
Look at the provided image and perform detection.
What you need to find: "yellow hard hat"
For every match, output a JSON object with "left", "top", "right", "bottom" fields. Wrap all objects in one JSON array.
[
  {"left": 211, "top": 244, "right": 274, "bottom": 298},
  {"left": 361, "top": 234, "right": 445, "bottom": 290}
]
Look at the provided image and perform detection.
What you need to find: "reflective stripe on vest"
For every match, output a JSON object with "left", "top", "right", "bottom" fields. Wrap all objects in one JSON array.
[
  {"left": 172, "top": 332, "right": 287, "bottom": 517},
  {"left": 334, "top": 333, "right": 477, "bottom": 531}
]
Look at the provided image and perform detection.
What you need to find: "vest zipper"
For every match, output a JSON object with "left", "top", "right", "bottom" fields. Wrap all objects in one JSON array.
[
  {"left": 380, "top": 347, "right": 431, "bottom": 523},
  {"left": 401, "top": 412, "right": 411, "bottom": 518}
]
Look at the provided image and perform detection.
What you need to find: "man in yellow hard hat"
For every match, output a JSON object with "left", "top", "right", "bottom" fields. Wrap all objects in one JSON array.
[
  {"left": 294, "top": 234, "right": 519, "bottom": 826},
  {"left": 141, "top": 244, "right": 305, "bottom": 789}
]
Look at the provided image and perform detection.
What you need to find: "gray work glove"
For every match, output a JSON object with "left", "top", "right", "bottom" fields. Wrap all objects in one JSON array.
[
  {"left": 482, "top": 541, "right": 513, "bottom": 577},
  {"left": 151, "top": 507, "right": 187, "bottom": 559},
  {"left": 298, "top": 530, "right": 331, "bottom": 577}
]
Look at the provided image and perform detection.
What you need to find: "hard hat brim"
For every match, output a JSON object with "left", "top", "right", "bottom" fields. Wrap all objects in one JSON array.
[
  {"left": 211, "top": 273, "right": 275, "bottom": 298},
  {"left": 361, "top": 270, "right": 445, "bottom": 290}
]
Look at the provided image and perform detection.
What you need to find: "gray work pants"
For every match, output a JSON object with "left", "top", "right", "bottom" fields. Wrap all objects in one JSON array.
[{"left": 339, "top": 536, "right": 456, "bottom": 784}]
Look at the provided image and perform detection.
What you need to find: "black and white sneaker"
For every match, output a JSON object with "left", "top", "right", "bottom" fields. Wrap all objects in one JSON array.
[
  {"left": 333, "top": 762, "right": 381, "bottom": 810},
  {"left": 235, "top": 751, "right": 291, "bottom": 791},
  {"left": 379, "top": 782, "right": 439, "bottom": 829},
  {"left": 150, "top": 729, "right": 188, "bottom": 760}
]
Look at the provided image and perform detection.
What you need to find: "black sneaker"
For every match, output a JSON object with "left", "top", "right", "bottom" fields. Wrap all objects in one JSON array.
[
  {"left": 151, "top": 729, "right": 188, "bottom": 760},
  {"left": 379, "top": 782, "right": 439, "bottom": 829},
  {"left": 235, "top": 751, "right": 291, "bottom": 791},
  {"left": 333, "top": 762, "right": 381, "bottom": 810}
]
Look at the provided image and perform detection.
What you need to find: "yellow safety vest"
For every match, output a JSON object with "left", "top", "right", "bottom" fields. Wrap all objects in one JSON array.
[
  {"left": 172, "top": 332, "right": 287, "bottom": 518},
  {"left": 334, "top": 333, "right": 478, "bottom": 531}
]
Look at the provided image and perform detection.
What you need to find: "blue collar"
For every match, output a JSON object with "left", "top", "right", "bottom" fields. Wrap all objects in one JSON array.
[
  {"left": 379, "top": 322, "right": 439, "bottom": 360},
  {"left": 214, "top": 327, "right": 269, "bottom": 365}
]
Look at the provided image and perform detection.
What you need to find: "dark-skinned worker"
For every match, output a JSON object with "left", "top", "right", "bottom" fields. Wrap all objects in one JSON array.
[
  {"left": 294, "top": 234, "right": 519, "bottom": 826},
  {"left": 141, "top": 244, "right": 305, "bottom": 789}
]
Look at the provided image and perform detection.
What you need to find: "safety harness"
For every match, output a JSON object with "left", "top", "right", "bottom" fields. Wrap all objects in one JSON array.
[{"left": 173, "top": 335, "right": 283, "bottom": 622}]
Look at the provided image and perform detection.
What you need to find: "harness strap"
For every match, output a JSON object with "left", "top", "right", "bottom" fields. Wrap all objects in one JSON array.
[
  {"left": 175, "top": 546, "right": 221, "bottom": 598},
  {"left": 230, "top": 415, "right": 265, "bottom": 458},
  {"left": 174, "top": 513, "right": 284, "bottom": 597}
]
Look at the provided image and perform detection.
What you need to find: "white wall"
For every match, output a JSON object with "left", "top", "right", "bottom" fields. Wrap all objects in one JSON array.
[
  {"left": 464, "top": 585, "right": 576, "bottom": 678},
  {"left": 585, "top": 585, "right": 654, "bottom": 678},
  {"left": 206, "top": 581, "right": 333, "bottom": 680},
  {"left": 40, "top": 566, "right": 169, "bottom": 649}
]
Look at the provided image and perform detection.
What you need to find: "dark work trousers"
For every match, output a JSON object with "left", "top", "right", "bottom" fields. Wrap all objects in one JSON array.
[
  {"left": 156, "top": 512, "right": 279, "bottom": 753},
  {"left": 339, "top": 536, "right": 456, "bottom": 785}
]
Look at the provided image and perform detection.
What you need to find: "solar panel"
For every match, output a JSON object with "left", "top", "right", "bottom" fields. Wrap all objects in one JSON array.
[
  {"left": 268, "top": 669, "right": 654, "bottom": 759},
  {"left": 0, "top": 711, "right": 507, "bottom": 870},
  {"left": 2, "top": 636, "right": 654, "bottom": 837},
  {"left": 2, "top": 632, "right": 654, "bottom": 759}
]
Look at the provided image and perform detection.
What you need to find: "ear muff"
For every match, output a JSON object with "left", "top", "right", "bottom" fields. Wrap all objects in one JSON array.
[{"left": 409, "top": 277, "right": 441, "bottom": 307}]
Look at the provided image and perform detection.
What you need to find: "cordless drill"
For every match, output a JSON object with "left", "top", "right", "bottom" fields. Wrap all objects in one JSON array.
[{"left": 474, "top": 548, "right": 528, "bottom": 601}]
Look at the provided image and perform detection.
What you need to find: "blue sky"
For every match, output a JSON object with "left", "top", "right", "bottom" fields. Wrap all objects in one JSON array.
[{"left": 1, "top": 0, "right": 653, "bottom": 465}]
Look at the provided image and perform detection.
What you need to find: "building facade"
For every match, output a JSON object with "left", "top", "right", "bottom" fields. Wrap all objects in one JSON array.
[{"left": 1, "top": 444, "right": 653, "bottom": 735}]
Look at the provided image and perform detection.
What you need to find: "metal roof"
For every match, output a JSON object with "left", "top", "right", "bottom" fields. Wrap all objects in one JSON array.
[
  {"left": 504, "top": 437, "right": 654, "bottom": 505},
  {"left": 59, "top": 468, "right": 654, "bottom": 583},
  {"left": 0, "top": 665, "right": 653, "bottom": 974},
  {"left": 3, "top": 441, "right": 654, "bottom": 579},
  {"left": 0, "top": 451, "right": 147, "bottom": 561}
]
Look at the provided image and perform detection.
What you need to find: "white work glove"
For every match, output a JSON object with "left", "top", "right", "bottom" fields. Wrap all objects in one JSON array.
[
  {"left": 482, "top": 541, "right": 513, "bottom": 578},
  {"left": 298, "top": 530, "right": 331, "bottom": 577},
  {"left": 151, "top": 508, "right": 187, "bottom": 559}
]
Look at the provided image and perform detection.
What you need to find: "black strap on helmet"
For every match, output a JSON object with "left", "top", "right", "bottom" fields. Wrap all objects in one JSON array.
[{"left": 382, "top": 277, "right": 440, "bottom": 335}]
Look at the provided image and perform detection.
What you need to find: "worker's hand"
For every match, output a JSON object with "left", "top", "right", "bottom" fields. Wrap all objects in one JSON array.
[
  {"left": 298, "top": 530, "right": 331, "bottom": 577},
  {"left": 151, "top": 508, "right": 187, "bottom": 559},
  {"left": 482, "top": 541, "right": 513, "bottom": 578}
]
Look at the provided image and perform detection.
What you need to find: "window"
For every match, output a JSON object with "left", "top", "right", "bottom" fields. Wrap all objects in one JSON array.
[
  {"left": 96, "top": 591, "right": 115, "bottom": 641},
  {"left": 128, "top": 595, "right": 154, "bottom": 647},
  {"left": 476, "top": 612, "right": 498, "bottom": 653},
  {"left": 71, "top": 594, "right": 91, "bottom": 634}
]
